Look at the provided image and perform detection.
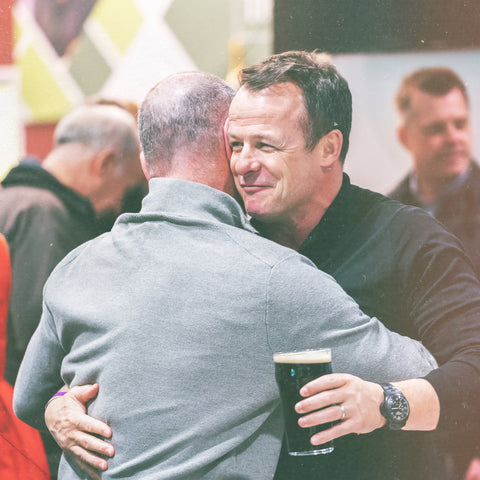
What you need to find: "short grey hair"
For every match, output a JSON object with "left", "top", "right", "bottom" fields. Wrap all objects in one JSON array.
[
  {"left": 138, "top": 72, "right": 235, "bottom": 174},
  {"left": 54, "top": 104, "right": 140, "bottom": 162}
]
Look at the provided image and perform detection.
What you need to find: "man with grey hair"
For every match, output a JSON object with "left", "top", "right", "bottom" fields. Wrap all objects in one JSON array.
[
  {"left": 0, "top": 102, "right": 144, "bottom": 477},
  {"left": 14, "top": 71, "right": 437, "bottom": 479}
]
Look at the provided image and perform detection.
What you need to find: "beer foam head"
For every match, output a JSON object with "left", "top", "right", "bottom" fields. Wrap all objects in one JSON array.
[{"left": 273, "top": 349, "right": 331, "bottom": 364}]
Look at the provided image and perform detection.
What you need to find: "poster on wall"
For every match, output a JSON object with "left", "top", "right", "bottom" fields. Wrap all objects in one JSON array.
[
  {"left": 14, "top": 0, "right": 196, "bottom": 124},
  {"left": 13, "top": 0, "right": 272, "bottom": 126}
]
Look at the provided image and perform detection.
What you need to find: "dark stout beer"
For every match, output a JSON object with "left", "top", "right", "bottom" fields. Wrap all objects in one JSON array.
[{"left": 274, "top": 349, "right": 334, "bottom": 455}]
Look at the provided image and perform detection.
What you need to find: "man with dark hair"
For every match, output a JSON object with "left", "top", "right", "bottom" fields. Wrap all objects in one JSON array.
[
  {"left": 389, "top": 65, "right": 480, "bottom": 478},
  {"left": 390, "top": 67, "right": 480, "bottom": 276},
  {"left": 37, "top": 55, "right": 480, "bottom": 479},
  {"left": 226, "top": 51, "right": 480, "bottom": 479},
  {"left": 14, "top": 71, "right": 439, "bottom": 479}
]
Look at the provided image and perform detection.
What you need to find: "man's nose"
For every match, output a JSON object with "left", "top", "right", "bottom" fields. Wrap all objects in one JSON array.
[{"left": 232, "top": 146, "right": 261, "bottom": 176}]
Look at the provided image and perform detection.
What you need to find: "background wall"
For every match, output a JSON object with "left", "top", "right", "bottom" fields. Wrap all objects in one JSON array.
[{"left": 13, "top": 0, "right": 272, "bottom": 121}]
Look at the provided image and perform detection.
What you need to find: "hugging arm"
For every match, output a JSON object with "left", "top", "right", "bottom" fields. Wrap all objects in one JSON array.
[
  {"left": 43, "top": 254, "right": 441, "bottom": 467},
  {"left": 45, "top": 375, "right": 440, "bottom": 465},
  {"left": 44, "top": 384, "right": 114, "bottom": 479}
]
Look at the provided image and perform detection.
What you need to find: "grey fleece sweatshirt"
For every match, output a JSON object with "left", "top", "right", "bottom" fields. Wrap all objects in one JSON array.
[{"left": 14, "top": 178, "right": 436, "bottom": 479}]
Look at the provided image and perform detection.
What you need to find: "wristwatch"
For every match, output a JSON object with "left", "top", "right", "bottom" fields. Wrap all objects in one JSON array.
[{"left": 379, "top": 383, "right": 410, "bottom": 430}]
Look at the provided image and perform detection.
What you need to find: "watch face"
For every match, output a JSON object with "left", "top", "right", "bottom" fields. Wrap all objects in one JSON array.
[{"left": 388, "top": 394, "right": 409, "bottom": 420}]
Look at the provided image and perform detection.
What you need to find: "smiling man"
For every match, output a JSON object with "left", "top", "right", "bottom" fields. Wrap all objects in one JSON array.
[
  {"left": 227, "top": 51, "right": 480, "bottom": 480},
  {"left": 228, "top": 81, "right": 341, "bottom": 249}
]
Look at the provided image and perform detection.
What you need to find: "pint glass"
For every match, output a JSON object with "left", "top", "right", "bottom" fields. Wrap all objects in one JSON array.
[{"left": 274, "top": 348, "right": 334, "bottom": 456}]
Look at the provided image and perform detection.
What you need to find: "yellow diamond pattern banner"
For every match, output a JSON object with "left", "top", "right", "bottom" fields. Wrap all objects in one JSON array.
[
  {"left": 20, "top": 45, "right": 71, "bottom": 123},
  {"left": 13, "top": 0, "right": 272, "bottom": 125},
  {"left": 14, "top": 0, "right": 144, "bottom": 124},
  {"left": 92, "top": 0, "right": 143, "bottom": 54}
]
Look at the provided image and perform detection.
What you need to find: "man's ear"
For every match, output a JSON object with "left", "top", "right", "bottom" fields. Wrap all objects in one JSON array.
[
  {"left": 140, "top": 152, "right": 150, "bottom": 181},
  {"left": 90, "top": 149, "right": 115, "bottom": 177},
  {"left": 397, "top": 124, "right": 410, "bottom": 151},
  {"left": 315, "top": 129, "right": 343, "bottom": 168}
]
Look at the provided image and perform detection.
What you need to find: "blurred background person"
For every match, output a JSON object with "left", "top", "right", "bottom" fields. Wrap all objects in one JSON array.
[
  {"left": 389, "top": 66, "right": 480, "bottom": 479},
  {"left": 0, "top": 102, "right": 144, "bottom": 479},
  {"left": 390, "top": 67, "right": 480, "bottom": 275},
  {"left": 83, "top": 96, "right": 148, "bottom": 230}
]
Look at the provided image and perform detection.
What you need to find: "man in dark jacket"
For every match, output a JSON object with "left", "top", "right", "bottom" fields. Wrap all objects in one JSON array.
[
  {"left": 0, "top": 103, "right": 144, "bottom": 478},
  {"left": 389, "top": 66, "right": 480, "bottom": 477},
  {"left": 389, "top": 67, "right": 480, "bottom": 277}
]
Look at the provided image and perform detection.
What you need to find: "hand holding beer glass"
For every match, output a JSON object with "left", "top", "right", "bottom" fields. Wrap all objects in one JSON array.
[{"left": 274, "top": 348, "right": 336, "bottom": 456}]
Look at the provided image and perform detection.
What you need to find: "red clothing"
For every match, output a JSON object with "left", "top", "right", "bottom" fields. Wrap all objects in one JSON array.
[{"left": 0, "top": 234, "right": 50, "bottom": 479}]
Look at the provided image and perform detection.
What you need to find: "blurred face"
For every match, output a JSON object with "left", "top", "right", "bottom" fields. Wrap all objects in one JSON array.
[
  {"left": 228, "top": 83, "right": 323, "bottom": 224},
  {"left": 94, "top": 154, "right": 146, "bottom": 218},
  {"left": 399, "top": 87, "right": 472, "bottom": 185}
]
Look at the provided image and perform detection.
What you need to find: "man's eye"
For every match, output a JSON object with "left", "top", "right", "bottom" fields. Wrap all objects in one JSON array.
[
  {"left": 454, "top": 119, "right": 467, "bottom": 130},
  {"left": 424, "top": 123, "right": 444, "bottom": 136},
  {"left": 231, "top": 142, "right": 243, "bottom": 152},
  {"left": 259, "top": 143, "right": 275, "bottom": 151}
]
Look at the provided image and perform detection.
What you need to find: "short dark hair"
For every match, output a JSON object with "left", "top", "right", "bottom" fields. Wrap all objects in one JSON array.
[
  {"left": 239, "top": 50, "right": 352, "bottom": 163},
  {"left": 396, "top": 67, "right": 469, "bottom": 115}
]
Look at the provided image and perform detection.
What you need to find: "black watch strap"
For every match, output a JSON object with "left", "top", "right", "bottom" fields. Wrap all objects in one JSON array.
[{"left": 379, "top": 383, "right": 410, "bottom": 430}]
